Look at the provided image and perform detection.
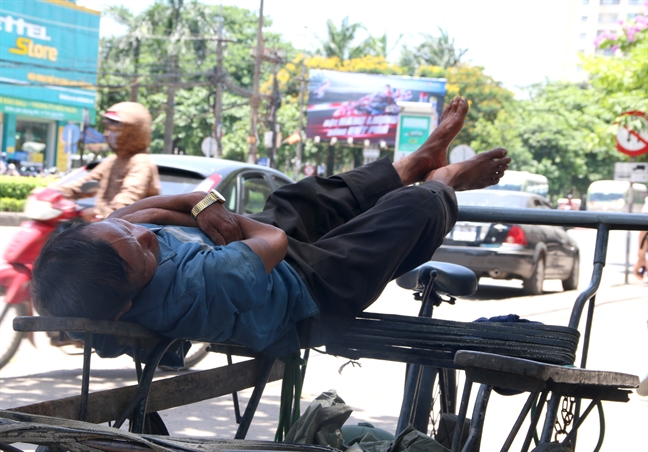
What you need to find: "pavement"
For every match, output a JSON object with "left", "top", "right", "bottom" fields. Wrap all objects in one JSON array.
[{"left": 1, "top": 226, "right": 647, "bottom": 451}]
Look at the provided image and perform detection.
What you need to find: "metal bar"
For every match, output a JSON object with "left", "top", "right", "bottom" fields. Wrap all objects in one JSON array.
[
  {"left": 569, "top": 224, "right": 609, "bottom": 329},
  {"left": 451, "top": 380, "right": 473, "bottom": 452},
  {"left": 133, "top": 339, "right": 143, "bottom": 383},
  {"left": 234, "top": 357, "right": 276, "bottom": 439},
  {"left": 458, "top": 206, "right": 648, "bottom": 230},
  {"left": 113, "top": 338, "right": 177, "bottom": 431},
  {"left": 461, "top": 384, "right": 492, "bottom": 452},
  {"left": 520, "top": 390, "right": 548, "bottom": 452},
  {"left": 500, "top": 392, "right": 538, "bottom": 452},
  {"left": 540, "top": 395, "right": 561, "bottom": 443},
  {"left": 78, "top": 332, "right": 92, "bottom": 422},
  {"left": 227, "top": 352, "right": 241, "bottom": 424}
]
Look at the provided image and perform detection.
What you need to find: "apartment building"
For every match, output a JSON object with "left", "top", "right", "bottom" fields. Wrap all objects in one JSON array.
[{"left": 562, "top": 0, "right": 645, "bottom": 81}]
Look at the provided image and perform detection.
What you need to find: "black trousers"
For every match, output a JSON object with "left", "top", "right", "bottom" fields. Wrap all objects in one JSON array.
[{"left": 252, "top": 157, "right": 458, "bottom": 344}]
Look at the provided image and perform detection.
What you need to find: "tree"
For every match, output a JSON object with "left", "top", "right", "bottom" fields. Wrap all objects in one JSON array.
[
  {"left": 471, "top": 82, "right": 618, "bottom": 199},
  {"left": 399, "top": 27, "right": 468, "bottom": 73},
  {"left": 580, "top": 6, "right": 648, "bottom": 127},
  {"left": 97, "top": 2, "right": 294, "bottom": 160},
  {"left": 316, "top": 17, "right": 374, "bottom": 61},
  {"left": 417, "top": 64, "right": 514, "bottom": 146}
]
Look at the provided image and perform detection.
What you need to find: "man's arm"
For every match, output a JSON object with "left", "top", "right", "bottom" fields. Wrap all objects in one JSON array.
[
  {"left": 52, "top": 160, "right": 108, "bottom": 200},
  {"left": 109, "top": 192, "right": 244, "bottom": 245},
  {"left": 236, "top": 214, "right": 287, "bottom": 273},
  {"left": 634, "top": 230, "right": 647, "bottom": 278}
]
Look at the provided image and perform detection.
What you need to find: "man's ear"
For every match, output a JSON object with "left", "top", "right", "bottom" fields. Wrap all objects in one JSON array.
[{"left": 113, "top": 300, "right": 133, "bottom": 320}]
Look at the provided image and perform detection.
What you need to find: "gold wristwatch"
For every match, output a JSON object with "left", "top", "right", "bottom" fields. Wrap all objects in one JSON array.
[{"left": 191, "top": 189, "right": 226, "bottom": 220}]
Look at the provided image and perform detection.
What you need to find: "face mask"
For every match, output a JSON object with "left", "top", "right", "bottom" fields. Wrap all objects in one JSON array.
[{"left": 107, "top": 130, "right": 121, "bottom": 150}]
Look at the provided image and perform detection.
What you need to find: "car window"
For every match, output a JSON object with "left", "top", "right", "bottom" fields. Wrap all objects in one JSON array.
[
  {"left": 159, "top": 173, "right": 204, "bottom": 196},
  {"left": 242, "top": 173, "right": 273, "bottom": 214},
  {"left": 272, "top": 175, "right": 292, "bottom": 189},
  {"left": 217, "top": 178, "right": 238, "bottom": 212}
]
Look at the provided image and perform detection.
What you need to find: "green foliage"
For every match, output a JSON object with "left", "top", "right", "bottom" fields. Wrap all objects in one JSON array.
[
  {"left": 471, "top": 82, "right": 618, "bottom": 198},
  {"left": 0, "top": 197, "right": 26, "bottom": 212},
  {"left": 399, "top": 27, "right": 468, "bottom": 72},
  {"left": 0, "top": 176, "right": 54, "bottom": 200},
  {"left": 580, "top": 7, "right": 648, "bottom": 129},
  {"left": 417, "top": 64, "right": 514, "bottom": 146}
]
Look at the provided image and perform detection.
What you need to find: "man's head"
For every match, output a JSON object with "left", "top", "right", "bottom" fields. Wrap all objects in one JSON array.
[
  {"left": 32, "top": 219, "right": 160, "bottom": 320},
  {"left": 102, "top": 102, "right": 152, "bottom": 155}
]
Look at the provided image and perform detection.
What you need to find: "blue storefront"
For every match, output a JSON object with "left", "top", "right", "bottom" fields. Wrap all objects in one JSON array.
[{"left": 0, "top": 0, "right": 100, "bottom": 171}]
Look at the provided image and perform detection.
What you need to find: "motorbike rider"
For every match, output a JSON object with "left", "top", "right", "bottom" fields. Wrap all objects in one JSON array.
[{"left": 54, "top": 102, "right": 160, "bottom": 220}]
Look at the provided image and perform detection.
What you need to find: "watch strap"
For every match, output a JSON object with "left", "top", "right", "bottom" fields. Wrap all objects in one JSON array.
[{"left": 191, "top": 190, "right": 226, "bottom": 220}]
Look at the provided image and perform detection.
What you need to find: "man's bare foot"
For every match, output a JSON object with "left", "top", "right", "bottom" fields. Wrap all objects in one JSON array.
[
  {"left": 426, "top": 148, "right": 511, "bottom": 191},
  {"left": 394, "top": 96, "right": 469, "bottom": 185}
]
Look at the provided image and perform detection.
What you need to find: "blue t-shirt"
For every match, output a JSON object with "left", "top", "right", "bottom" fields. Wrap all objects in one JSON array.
[{"left": 88, "top": 224, "right": 318, "bottom": 364}]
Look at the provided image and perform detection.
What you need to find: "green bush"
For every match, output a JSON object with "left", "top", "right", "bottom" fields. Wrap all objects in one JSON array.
[
  {"left": 0, "top": 176, "right": 55, "bottom": 200},
  {"left": 0, "top": 197, "right": 26, "bottom": 212}
]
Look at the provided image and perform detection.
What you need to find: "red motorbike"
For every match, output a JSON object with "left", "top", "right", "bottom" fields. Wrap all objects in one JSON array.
[
  {"left": 0, "top": 183, "right": 209, "bottom": 370},
  {"left": 0, "top": 187, "right": 87, "bottom": 369}
]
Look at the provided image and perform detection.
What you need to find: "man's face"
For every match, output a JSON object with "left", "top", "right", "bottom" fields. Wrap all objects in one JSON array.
[{"left": 85, "top": 219, "right": 160, "bottom": 293}]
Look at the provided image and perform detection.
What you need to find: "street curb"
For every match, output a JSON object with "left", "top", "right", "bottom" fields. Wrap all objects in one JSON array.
[{"left": 0, "top": 212, "right": 27, "bottom": 227}]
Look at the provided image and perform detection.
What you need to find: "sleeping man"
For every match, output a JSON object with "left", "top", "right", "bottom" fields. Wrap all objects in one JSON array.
[{"left": 32, "top": 97, "right": 510, "bottom": 360}]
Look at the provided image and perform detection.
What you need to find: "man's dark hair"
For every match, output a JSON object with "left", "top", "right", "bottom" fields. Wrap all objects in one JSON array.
[{"left": 32, "top": 222, "right": 135, "bottom": 320}]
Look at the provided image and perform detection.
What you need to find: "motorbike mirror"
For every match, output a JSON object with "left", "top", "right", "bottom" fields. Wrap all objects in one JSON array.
[{"left": 80, "top": 180, "right": 100, "bottom": 194}]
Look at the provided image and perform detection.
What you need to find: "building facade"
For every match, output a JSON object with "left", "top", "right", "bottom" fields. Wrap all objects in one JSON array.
[
  {"left": 0, "top": 0, "right": 100, "bottom": 172},
  {"left": 562, "top": 0, "right": 645, "bottom": 82}
]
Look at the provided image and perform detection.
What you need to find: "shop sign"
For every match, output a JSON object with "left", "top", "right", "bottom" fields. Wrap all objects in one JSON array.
[
  {"left": 0, "top": 1, "right": 100, "bottom": 109},
  {"left": 0, "top": 95, "right": 86, "bottom": 122}
]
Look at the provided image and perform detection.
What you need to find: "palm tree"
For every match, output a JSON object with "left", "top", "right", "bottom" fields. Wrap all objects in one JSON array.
[
  {"left": 317, "top": 17, "right": 373, "bottom": 61},
  {"left": 400, "top": 27, "right": 468, "bottom": 71}
]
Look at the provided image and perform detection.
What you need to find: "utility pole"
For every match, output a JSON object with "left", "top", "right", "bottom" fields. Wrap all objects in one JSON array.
[
  {"left": 294, "top": 64, "right": 306, "bottom": 178},
  {"left": 247, "top": 0, "right": 264, "bottom": 164},
  {"left": 130, "top": 38, "right": 140, "bottom": 102},
  {"left": 269, "top": 62, "right": 280, "bottom": 168},
  {"left": 163, "top": 55, "right": 178, "bottom": 154},
  {"left": 212, "top": 4, "right": 224, "bottom": 158}
]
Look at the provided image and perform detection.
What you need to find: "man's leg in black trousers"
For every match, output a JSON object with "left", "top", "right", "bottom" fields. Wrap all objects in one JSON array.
[
  {"left": 289, "top": 180, "right": 458, "bottom": 320},
  {"left": 252, "top": 157, "right": 403, "bottom": 243}
]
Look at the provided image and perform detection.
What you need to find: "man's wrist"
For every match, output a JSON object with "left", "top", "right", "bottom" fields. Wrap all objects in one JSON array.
[{"left": 190, "top": 189, "right": 227, "bottom": 220}]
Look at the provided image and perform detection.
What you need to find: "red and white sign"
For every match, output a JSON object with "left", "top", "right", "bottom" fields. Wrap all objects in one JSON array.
[
  {"left": 303, "top": 164, "right": 315, "bottom": 177},
  {"left": 616, "top": 111, "right": 648, "bottom": 157}
]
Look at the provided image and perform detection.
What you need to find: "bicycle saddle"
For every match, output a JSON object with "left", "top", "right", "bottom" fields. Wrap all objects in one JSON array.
[{"left": 396, "top": 261, "right": 478, "bottom": 296}]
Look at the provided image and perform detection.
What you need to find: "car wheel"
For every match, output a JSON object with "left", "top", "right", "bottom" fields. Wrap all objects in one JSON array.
[
  {"left": 523, "top": 257, "right": 545, "bottom": 296},
  {"left": 561, "top": 254, "right": 580, "bottom": 291}
]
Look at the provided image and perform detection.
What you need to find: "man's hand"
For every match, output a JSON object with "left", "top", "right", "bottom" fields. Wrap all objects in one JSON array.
[{"left": 196, "top": 203, "right": 244, "bottom": 246}]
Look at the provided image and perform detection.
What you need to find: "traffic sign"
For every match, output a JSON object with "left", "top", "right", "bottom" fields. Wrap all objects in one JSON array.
[
  {"left": 201, "top": 137, "right": 218, "bottom": 158},
  {"left": 614, "top": 162, "right": 648, "bottom": 183},
  {"left": 449, "top": 145, "right": 475, "bottom": 163},
  {"left": 303, "top": 164, "right": 315, "bottom": 177},
  {"left": 615, "top": 111, "right": 648, "bottom": 157}
]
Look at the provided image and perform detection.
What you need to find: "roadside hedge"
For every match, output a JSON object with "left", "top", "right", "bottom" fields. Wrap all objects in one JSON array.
[
  {"left": 0, "top": 176, "right": 57, "bottom": 212},
  {"left": 0, "top": 175, "right": 54, "bottom": 200},
  {"left": 0, "top": 197, "right": 26, "bottom": 212}
]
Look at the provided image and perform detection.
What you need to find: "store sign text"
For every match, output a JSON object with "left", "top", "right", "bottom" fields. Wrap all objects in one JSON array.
[{"left": 1, "top": 15, "right": 58, "bottom": 62}]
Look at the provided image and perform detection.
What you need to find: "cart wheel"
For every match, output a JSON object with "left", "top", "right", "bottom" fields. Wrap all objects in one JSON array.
[
  {"left": 523, "top": 257, "right": 545, "bottom": 295},
  {"left": 0, "top": 300, "right": 27, "bottom": 370}
]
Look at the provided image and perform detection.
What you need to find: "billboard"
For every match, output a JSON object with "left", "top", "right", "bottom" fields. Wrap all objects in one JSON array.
[
  {"left": 0, "top": 0, "right": 100, "bottom": 120},
  {"left": 306, "top": 69, "right": 446, "bottom": 145}
]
